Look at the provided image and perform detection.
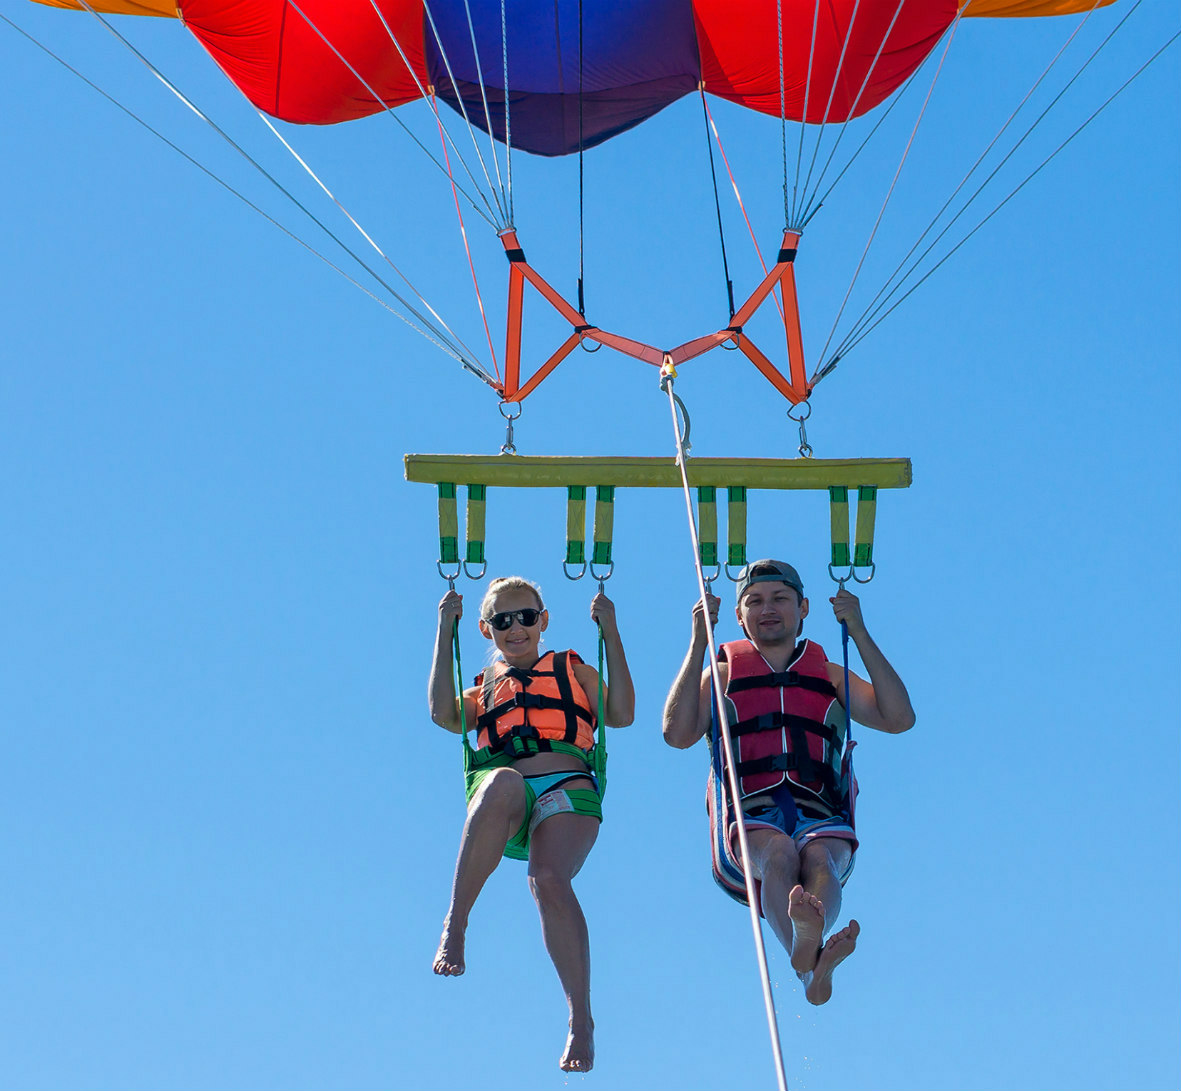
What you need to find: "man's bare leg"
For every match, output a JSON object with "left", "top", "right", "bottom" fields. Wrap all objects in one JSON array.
[
  {"left": 794, "top": 837, "right": 857, "bottom": 1002},
  {"left": 745, "top": 830, "right": 799, "bottom": 955},
  {"left": 528, "top": 808, "right": 599, "bottom": 1072},
  {"left": 434, "top": 769, "right": 526, "bottom": 976}
]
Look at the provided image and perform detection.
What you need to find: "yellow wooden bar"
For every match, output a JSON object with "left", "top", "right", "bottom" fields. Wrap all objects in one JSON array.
[{"left": 405, "top": 454, "right": 911, "bottom": 490}]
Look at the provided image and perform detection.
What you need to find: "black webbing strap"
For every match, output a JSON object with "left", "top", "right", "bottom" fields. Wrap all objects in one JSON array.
[
  {"left": 551, "top": 650, "right": 583, "bottom": 744},
  {"left": 729, "top": 712, "right": 840, "bottom": 747},
  {"left": 725, "top": 671, "right": 837, "bottom": 698},
  {"left": 736, "top": 751, "right": 837, "bottom": 793}
]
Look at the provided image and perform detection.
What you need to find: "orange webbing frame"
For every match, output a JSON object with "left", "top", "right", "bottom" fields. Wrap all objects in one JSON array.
[{"left": 497, "top": 229, "right": 810, "bottom": 405}]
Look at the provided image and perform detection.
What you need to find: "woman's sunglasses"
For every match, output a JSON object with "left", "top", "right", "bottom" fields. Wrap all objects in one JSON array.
[{"left": 486, "top": 608, "right": 543, "bottom": 631}]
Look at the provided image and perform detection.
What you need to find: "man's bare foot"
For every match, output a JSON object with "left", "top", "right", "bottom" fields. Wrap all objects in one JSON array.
[
  {"left": 432, "top": 926, "right": 465, "bottom": 977},
  {"left": 788, "top": 885, "right": 825, "bottom": 974},
  {"left": 804, "top": 919, "right": 860, "bottom": 1006},
  {"left": 560, "top": 1020, "right": 595, "bottom": 1072}
]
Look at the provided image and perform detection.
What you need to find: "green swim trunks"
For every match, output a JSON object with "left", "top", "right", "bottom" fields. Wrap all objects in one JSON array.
[{"left": 465, "top": 759, "right": 602, "bottom": 861}]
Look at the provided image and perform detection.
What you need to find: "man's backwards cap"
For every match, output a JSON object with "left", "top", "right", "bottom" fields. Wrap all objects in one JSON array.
[{"left": 735, "top": 559, "right": 804, "bottom": 602}]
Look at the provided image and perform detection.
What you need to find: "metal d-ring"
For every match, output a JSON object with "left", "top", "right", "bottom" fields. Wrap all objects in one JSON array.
[
  {"left": 578, "top": 330, "right": 602, "bottom": 354},
  {"left": 463, "top": 560, "right": 488, "bottom": 581},
  {"left": 703, "top": 565, "right": 721, "bottom": 588},
  {"left": 438, "top": 560, "right": 461, "bottom": 587},
  {"left": 590, "top": 560, "right": 614, "bottom": 585},
  {"left": 724, "top": 562, "right": 747, "bottom": 582},
  {"left": 852, "top": 561, "right": 876, "bottom": 585},
  {"left": 828, "top": 563, "right": 853, "bottom": 588},
  {"left": 563, "top": 561, "right": 587, "bottom": 581}
]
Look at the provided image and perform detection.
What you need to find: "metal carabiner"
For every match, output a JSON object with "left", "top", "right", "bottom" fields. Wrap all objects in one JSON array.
[
  {"left": 787, "top": 401, "right": 813, "bottom": 458},
  {"left": 499, "top": 400, "right": 522, "bottom": 454}
]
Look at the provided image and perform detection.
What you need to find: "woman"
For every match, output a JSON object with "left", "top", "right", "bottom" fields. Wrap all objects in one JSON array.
[{"left": 428, "top": 576, "right": 635, "bottom": 1073}]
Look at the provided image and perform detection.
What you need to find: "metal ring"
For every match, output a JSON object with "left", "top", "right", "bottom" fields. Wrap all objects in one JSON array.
[
  {"left": 498, "top": 401, "right": 522, "bottom": 421},
  {"left": 702, "top": 565, "right": 721, "bottom": 586},
  {"left": 852, "top": 561, "right": 877, "bottom": 585},
  {"left": 463, "top": 560, "right": 488, "bottom": 581},
  {"left": 828, "top": 562, "right": 853, "bottom": 586},
  {"left": 724, "top": 563, "right": 747, "bottom": 582},
  {"left": 722, "top": 332, "right": 739, "bottom": 352},
  {"left": 590, "top": 560, "right": 614, "bottom": 583},
  {"left": 787, "top": 400, "right": 812, "bottom": 422},
  {"left": 563, "top": 561, "right": 587, "bottom": 581},
  {"left": 799, "top": 442, "right": 814, "bottom": 458},
  {"left": 579, "top": 333, "right": 602, "bottom": 354},
  {"left": 437, "top": 560, "right": 462, "bottom": 586}
]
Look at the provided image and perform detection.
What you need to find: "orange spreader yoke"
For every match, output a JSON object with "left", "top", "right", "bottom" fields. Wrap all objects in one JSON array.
[{"left": 498, "top": 229, "right": 810, "bottom": 406}]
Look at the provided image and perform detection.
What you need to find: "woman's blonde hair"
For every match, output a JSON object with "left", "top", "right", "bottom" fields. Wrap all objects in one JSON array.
[{"left": 479, "top": 576, "right": 545, "bottom": 620}]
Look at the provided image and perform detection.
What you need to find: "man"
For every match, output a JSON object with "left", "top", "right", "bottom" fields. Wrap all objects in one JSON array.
[{"left": 663, "top": 560, "right": 914, "bottom": 1005}]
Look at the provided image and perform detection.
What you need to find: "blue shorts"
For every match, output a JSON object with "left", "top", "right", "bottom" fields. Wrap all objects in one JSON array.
[{"left": 741, "top": 785, "right": 858, "bottom": 885}]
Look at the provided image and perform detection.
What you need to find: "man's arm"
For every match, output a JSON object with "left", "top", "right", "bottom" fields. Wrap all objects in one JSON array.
[
  {"left": 663, "top": 594, "right": 721, "bottom": 748},
  {"left": 828, "top": 588, "right": 915, "bottom": 734}
]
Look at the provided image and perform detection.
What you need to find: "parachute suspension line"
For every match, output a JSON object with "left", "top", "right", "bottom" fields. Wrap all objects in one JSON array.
[
  {"left": 797, "top": 27, "right": 946, "bottom": 233},
  {"left": 776, "top": 0, "right": 788, "bottom": 227},
  {"left": 702, "top": 98, "right": 786, "bottom": 325},
  {"left": 435, "top": 0, "right": 510, "bottom": 224},
  {"left": 360, "top": 0, "right": 506, "bottom": 227},
  {"left": 501, "top": 0, "right": 514, "bottom": 223},
  {"left": 0, "top": 13, "right": 492, "bottom": 378},
  {"left": 659, "top": 365, "right": 791, "bottom": 1091},
  {"left": 433, "top": 94, "right": 502, "bottom": 383},
  {"left": 826, "top": 17, "right": 1179, "bottom": 369},
  {"left": 826, "top": 0, "right": 1144, "bottom": 370},
  {"left": 68, "top": 0, "right": 494, "bottom": 381},
  {"left": 793, "top": 0, "right": 867, "bottom": 223},
  {"left": 289, "top": 2, "right": 501, "bottom": 228},
  {"left": 790, "top": 0, "right": 823, "bottom": 227},
  {"left": 813, "top": 12, "right": 962, "bottom": 381},
  {"left": 794, "top": 0, "right": 911, "bottom": 228},
  {"left": 255, "top": 110, "right": 489, "bottom": 373},
  {"left": 701, "top": 92, "right": 736, "bottom": 318},
  {"left": 578, "top": 0, "right": 586, "bottom": 316}
]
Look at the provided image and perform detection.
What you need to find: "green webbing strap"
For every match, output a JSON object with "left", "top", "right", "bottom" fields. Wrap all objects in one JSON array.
[
  {"left": 727, "top": 486, "right": 747, "bottom": 567},
  {"left": 829, "top": 485, "right": 851, "bottom": 568},
  {"left": 697, "top": 486, "right": 718, "bottom": 567},
  {"left": 854, "top": 485, "right": 877, "bottom": 568},
  {"left": 454, "top": 619, "right": 474, "bottom": 775},
  {"left": 437, "top": 483, "right": 459, "bottom": 565},
  {"left": 592, "top": 485, "right": 614, "bottom": 566},
  {"left": 594, "top": 621, "right": 608, "bottom": 800},
  {"left": 465, "top": 484, "right": 487, "bottom": 565},
  {"left": 566, "top": 486, "right": 587, "bottom": 565}
]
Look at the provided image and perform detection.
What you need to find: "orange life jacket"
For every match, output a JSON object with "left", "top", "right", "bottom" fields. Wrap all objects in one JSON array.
[
  {"left": 474, "top": 649, "right": 596, "bottom": 756},
  {"left": 720, "top": 638, "right": 846, "bottom": 814}
]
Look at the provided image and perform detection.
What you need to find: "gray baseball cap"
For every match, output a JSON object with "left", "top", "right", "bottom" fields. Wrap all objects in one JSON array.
[{"left": 735, "top": 559, "right": 804, "bottom": 601}]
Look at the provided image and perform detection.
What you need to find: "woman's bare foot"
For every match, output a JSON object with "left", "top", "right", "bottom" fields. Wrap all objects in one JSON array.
[
  {"left": 804, "top": 919, "right": 860, "bottom": 1006},
  {"left": 432, "top": 925, "right": 465, "bottom": 976},
  {"left": 560, "top": 1019, "right": 595, "bottom": 1072},
  {"left": 788, "top": 885, "right": 825, "bottom": 974}
]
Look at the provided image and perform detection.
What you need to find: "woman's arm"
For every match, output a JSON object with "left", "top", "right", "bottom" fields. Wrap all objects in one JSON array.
[{"left": 428, "top": 589, "right": 469, "bottom": 734}]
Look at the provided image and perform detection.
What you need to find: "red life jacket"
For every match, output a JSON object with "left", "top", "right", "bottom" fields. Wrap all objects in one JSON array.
[
  {"left": 474, "top": 649, "right": 596, "bottom": 757},
  {"left": 720, "top": 638, "right": 847, "bottom": 815}
]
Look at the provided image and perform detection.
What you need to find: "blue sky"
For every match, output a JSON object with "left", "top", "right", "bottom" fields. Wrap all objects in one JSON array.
[{"left": 2, "top": 4, "right": 1178, "bottom": 1090}]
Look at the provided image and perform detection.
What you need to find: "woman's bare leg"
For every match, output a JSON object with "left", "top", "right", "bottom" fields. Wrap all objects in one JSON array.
[
  {"left": 434, "top": 768, "right": 526, "bottom": 976},
  {"left": 527, "top": 810, "right": 600, "bottom": 1072}
]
